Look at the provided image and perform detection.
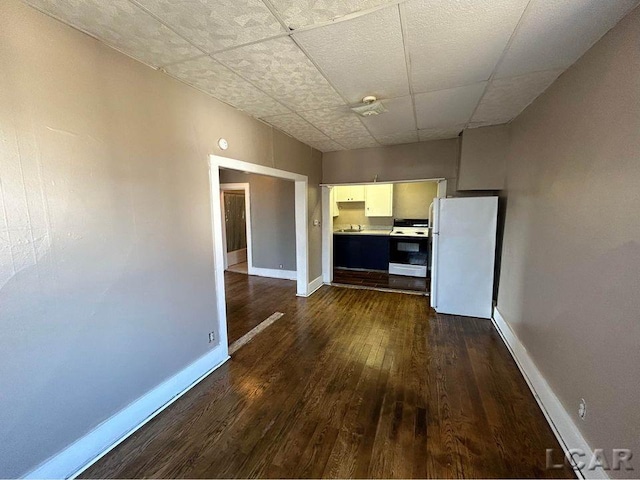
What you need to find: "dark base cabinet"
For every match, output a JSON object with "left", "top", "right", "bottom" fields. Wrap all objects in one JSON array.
[{"left": 333, "top": 234, "right": 390, "bottom": 271}]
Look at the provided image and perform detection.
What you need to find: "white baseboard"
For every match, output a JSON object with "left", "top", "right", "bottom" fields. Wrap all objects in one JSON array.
[
  {"left": 248, "top": 266, "right": 296, "bottom": 281},
  {"left": 492, "top": 307, "right": 604, "bottom": 480},
  {"left": 25, "top": 347, "right": 230, "bottom": 479},
  {"left": 227, "top": 248, "right": 247, "bottom": 266},
  {"left": 303, "top": 275, "right": 324, "bottom": 297}
]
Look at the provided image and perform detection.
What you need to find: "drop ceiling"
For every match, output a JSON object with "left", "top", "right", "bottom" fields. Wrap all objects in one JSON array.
[{"left": 25, "top": 0, "right": 639, "bottom": 152}]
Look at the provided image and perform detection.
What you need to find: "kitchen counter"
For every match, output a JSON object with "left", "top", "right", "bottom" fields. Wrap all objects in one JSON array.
[{"left": 333, "top": 228, "right": 392, "bottom": 236}]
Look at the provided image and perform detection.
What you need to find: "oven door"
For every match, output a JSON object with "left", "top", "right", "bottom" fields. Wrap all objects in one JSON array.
[{"left": 389, "top": 236, "right": 430, "bottom": 266}]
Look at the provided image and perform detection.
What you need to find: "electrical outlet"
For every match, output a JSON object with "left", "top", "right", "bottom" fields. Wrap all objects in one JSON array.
[
  {"left": 279, "top": 264, "right": 283, "bottom": 269},
  {"left": 578, "top": 398, "right": 586, "bottom": 419},
  {"left": 208, "top": 332, "right": 215, "bottom": 343}
]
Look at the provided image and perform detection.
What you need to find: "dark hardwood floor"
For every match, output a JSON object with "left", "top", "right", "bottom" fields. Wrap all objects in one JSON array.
[
  {"left": 225, "top": 270, "right": 297, "bottom": 344},
  {"left": 333, "top": 267, "right": 429, "bottom": 293},
  {"left": 82, "top": 284, "right": 574, "bottom": 479}
]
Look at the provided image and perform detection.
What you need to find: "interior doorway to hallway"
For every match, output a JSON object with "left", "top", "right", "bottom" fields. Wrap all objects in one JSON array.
[
  {"left": 209, "top": 155, "right": 310, "bottom": 360},
  {"left": 220, "top": 183, "right": 250, "bottom": 275}
]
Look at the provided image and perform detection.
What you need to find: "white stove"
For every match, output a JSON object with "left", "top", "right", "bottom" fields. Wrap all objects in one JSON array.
[{"left": 389, "top": 219, "right": 431, "bottom": 278}]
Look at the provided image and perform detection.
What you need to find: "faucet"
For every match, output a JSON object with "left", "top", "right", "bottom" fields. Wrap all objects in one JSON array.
[{"left": 358, "top": 224, "right": 363, "bottom": 231}]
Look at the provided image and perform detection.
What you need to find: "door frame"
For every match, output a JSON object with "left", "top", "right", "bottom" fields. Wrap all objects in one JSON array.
[
  {"left": 220, "top": 183, "right": 252, "bottom": 271},
  {"left": 209, "top": 154, "right": 310, "bottom": 351},
  {"left": 321, "top": 178, "right": 447, "bottom": 284}
]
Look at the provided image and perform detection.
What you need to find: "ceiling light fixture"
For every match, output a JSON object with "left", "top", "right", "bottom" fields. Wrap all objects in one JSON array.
[{"left": 350, "top": 95, "right": 387, "bottom": 117}]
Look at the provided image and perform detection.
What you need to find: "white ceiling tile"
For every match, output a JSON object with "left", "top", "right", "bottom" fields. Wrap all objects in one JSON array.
[
  {"left": 403, "top": 0, "right": 529, "bottom": 93},
  {"left": 414, "top": 82, "right": 486, "bottom": 129},
  {"left": 293, "top": 7, "right": 410, "bottom": 104},
  {"left": 418, "top": 125, "right": 464, "bottom": 142},
  {"left": 471, "top": 69, "right": 563, "bottom": 125},
  {"left": 306, "top": 138, "right": 345, "bottom": 152},
  {"left": 331, "top": 135, "right": 380, "bottom": 150},
  {"left": 497, "top": 0, "right": 639, "bottom": 78},
  {"left": 263, "top": 113, "right": 330, "bottom": 142},
  {"left": 165, "top": 56, "right": 290, "bottom": 118},
  {"left": 375, "top": 131, "right": 419, "bottom": 145},
  {"left": 360, "top": 96, "right": 415, "bottom": 135},
  {"left": 133, "top": 0, "right": 286, "bottom": 53},
  {"left": 298, "top": 107, "right": 369, "bottom": 138},
  {"left": 24, "top": 0, "right": 201, "bottom": 66},
  {"left": 215, "top": 37, "right": 343, "bottom": 111},
  {"left": 269, "top": 0, "right": 396, "bottom": 29}
]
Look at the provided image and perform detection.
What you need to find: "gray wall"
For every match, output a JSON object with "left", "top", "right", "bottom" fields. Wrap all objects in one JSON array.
[
  {"left": 458, "top": 124, "right": 509, "bottom": 191},
  {"left": 497, "top": 6, "right": 640, "bottom": 478},
  {"left": 0, "top": 1, "right": 321, "bottom": 476},
  {"left": 219, "top": 170, "right": 296, "bottom": 271},
  {"left": 322, "top": 139, "right": 460, "bottom": 191}
]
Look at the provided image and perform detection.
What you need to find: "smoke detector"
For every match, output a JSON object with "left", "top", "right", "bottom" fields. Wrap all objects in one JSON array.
[{"left": 351, "top": 96, "right": 387, "bottom": 117}]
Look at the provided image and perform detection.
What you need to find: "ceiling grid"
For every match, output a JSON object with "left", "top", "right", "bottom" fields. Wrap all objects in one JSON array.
[{"left": 24, "top": 0, "right": 640, "bottom": 151}]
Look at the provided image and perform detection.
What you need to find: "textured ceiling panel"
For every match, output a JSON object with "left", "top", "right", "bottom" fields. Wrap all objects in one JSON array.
[
  {"left": 215, "top": 37, "right": 344, "bottom": 111},
  {"left": 262, "top": 113, "right": 330, "bottom": 142},
  {"left": 471, "top": 69, "right": 563, "bottom": 125},
  {"left": 403, "top": 0, "right": 528, "bottom": 93},
  {"left": 418, "top": 125, "right": 464, "bottom": 142},
  {"left": 134, "top": 0, "right": 286, "bottom": 53},
  {"left": 298, "top": 107, "right": 369, "bottom": 138},
  {"left": 496, "top": 0, "right": 639, "bottom": 78},
  {"left": 360, "top": 96, "right": 415, "bottom": 135},
  {"left": 306, "top": 138, "right": 345, "bottom": 152},
  {"left": 24, "top": 0, "right": 200, "bottom": 66},
  {"left": 375, "top": 131, "right": 419, "bottom": 145},
  {"left": 331, "top": 135, "right": 380, "bottom": 150},
  {"left": 294, "top": 7, "right": 409, "bottom": 104},
  {"left": 415, "top": 82, "right": 486, "bottom": 130},
  {"left": 269, "top": 0, "right": 396, "bottom": 29},
  {"left": 26, "top": 0, "right": 638, "bottom": 152},
  {"left": 165, "top": 56, "right": 290, "bottom": 118}
]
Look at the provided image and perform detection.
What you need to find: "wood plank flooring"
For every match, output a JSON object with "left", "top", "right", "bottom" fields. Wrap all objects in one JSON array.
[
  {"left": 81, "top": 284, "right": 575, "bottom": 479},
  {"left": 333, "top": 267, "right": 429, "bottom": 293},
  {"left": 225, "top": 271, "right": 297, "bottom": 344}
]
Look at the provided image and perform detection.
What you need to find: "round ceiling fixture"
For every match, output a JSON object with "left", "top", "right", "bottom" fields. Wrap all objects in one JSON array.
[{"left": 351, "top": 95, "right": 387, "bottom": 117}]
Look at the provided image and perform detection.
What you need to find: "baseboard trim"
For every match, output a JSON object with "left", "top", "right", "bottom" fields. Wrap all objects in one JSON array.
[
  {"left": 248, "top": 266, "right": 297, "bottom": 281},
  {"left": 492, "top": 307, "right": 604, "bottom": 480},
  {"left": 24, "top": 347, "right": 230, "bottom": 479},
  {"left": 303, "top": 275, "right": 324, "bottom": 297}
]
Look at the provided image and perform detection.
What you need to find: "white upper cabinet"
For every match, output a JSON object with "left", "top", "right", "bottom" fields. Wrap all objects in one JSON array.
[
  {"left": 365, "top": 184, "right": 393, "bottom": 217},
  {"left": 330, "top": 187, "right": 339, "bottom": 217},
  {"left": 335, "top": 185, "right": 365, "bottom": 202}
]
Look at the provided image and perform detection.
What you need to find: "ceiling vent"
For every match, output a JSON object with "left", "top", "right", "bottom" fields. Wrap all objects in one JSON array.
[{"left": 351, "top": 96, "right": 387, "bottom": 117}]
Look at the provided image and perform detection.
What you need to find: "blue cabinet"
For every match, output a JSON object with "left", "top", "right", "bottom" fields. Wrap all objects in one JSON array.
[{"left": 333, "top": 234, "right": 389, "bottom": 271}]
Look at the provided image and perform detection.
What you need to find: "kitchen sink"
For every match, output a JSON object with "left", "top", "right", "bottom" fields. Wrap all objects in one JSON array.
[{"left": 335, "top": 228, "right": 361, "bottom": 233}]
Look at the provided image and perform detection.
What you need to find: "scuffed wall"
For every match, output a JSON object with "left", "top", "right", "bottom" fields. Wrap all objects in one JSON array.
[
  {"left": 497, "top": 6, "right": 640, "bottom": 478},
  {"left": 0, "top": 0, "right": 321, "bottom": 477}
]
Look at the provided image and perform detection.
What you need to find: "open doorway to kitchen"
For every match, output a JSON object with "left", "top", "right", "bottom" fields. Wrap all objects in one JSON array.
[
  {"left": 220, "top": 184, "right": 250, "bottom": 275},
  {"left": 322, "top": 179, "right": 446, "bottom": 295},
  {"left": 209, "top": 155, "right": 309, "bottom": 358}
]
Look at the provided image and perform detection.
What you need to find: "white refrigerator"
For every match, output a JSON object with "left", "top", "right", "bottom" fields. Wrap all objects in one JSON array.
[{"left": 430, "top": 196, "right": 498, "bottom": 319}]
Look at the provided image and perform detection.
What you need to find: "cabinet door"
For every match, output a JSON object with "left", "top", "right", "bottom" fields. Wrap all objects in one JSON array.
[
  {"left": 330, "top": 188, "right": 339, "bottom": 217},
  {"left": 349, "top": 185, "right": 365, "bottom": 202},
  {"left": 334, "top": 185, "right": 350, "bottom": 202},
  {"left": 365, "top": 184, "right": 393, "bottom": 216}
]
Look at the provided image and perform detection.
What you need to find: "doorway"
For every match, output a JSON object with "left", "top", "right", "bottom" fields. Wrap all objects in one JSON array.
[
  {"left": 209, "top": 155, "right": 310, "bottom": 357},
  {"left": 220, "top": 183, "right": 251, "bottom": 274},
  {"left": 322, "top": 179, "right": 447, "bottom": 295}
]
